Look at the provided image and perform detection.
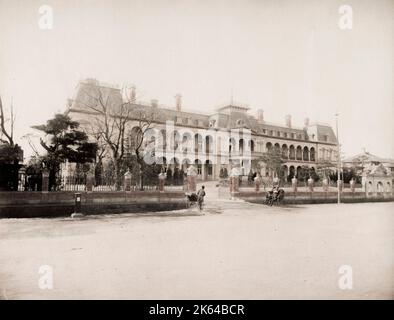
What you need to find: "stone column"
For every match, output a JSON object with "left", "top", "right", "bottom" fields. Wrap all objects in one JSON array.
[
  {"left": 186, "top": 165, "right": 197, "bottom": 192},
  {"left": 230, "top": 176, "right": 239, "bottom": 193},
  {"left": 229, "top": 166, "right": 240, "bottom": 195},
  {"left": 41, "top": 168, "right": 49, "bottom": 192},
  {"left": 86, "top": 172, "right": 94, "bottom": 192},
  {"left": 124, "top": 170, "right": 131, "bottom": 192}
]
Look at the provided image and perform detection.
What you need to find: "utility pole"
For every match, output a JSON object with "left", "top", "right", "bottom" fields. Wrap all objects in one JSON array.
[{"left": 335, "top": 113, "right": 341, "bottom": 204}]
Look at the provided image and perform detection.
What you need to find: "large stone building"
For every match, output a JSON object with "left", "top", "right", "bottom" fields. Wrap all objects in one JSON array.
[{"left": 66, "top": 79, "right": 338, "bottom": 181}]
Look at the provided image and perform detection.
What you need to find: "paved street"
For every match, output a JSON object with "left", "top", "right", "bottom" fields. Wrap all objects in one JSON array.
[{"left": 0, "top": 200, "right": 393, "bottom": 299}]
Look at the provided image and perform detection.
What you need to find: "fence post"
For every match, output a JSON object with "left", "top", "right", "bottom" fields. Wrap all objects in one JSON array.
[
  {"left": 86, "top": 172, "right": 94, "bottom": 192},
  {"left": 350, "top": 179, "right": 355, "bottom": 193},
  {"left": 41, "top": 168, "right": 49, "bottom": 192},
  {"left": 322, "top": 177, "right": 329, "bottom": 192},
  {"left": 308, "top": 177, "right": 314, "bottom": 192},
  {"left": 254, "top": 175, "right": 261, "bottom": 193},
  {"left": 158, "top": 172, "right": 166, "bottom": 192},
  {"left": 291, "top": 177, "right": 297, "bottom": 193},
  {"left": 124, "top": 170, "right": 131, "bottom": 192}
]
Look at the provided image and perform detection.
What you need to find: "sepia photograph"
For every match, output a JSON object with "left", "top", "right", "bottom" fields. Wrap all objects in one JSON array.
[{"left": 0, "top": 0, "right": 393, "bottom": 304}]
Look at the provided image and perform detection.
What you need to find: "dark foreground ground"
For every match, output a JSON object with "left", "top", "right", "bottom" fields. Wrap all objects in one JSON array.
[{"left": 0, "top": 201, "right": 393, "bottom": 299}]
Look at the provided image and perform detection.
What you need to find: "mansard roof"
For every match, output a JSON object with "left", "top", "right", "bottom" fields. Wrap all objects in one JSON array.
[
  {"left": 67, "top": 79, "right": 337, "bottom": 144},
  {"left": 343, "top": 151, "right": 394, "bottom": 165}
]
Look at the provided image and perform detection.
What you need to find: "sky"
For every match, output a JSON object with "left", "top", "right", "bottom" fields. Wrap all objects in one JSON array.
[{"left": 0, "top": 0, "right": 393, "bottom": 160}]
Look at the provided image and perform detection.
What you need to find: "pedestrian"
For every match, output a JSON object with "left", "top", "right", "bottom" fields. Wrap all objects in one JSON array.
[{"left": 197, "top": 185, "right": 206, "bottom": 211}]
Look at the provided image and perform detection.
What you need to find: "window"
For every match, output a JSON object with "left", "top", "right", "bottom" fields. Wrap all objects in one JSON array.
[{"left": 182, "top": 118, "right": 188, "bottom": 125}]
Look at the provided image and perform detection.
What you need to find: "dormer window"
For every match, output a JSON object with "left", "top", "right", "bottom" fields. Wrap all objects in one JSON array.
[
  {"left": 209, "top": 120, "right": 216, "bottom": 128},
  {"left": 236, "top": 119, "right": 243, "bottom": 126}
]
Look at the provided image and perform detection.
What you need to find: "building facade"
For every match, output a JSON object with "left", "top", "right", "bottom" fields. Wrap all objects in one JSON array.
[
  {"left": 343, "top": 151, "right": 394, "bottom": 194},
  {"left": 66, "top": 79, "right": 339, "bottom": 181}
]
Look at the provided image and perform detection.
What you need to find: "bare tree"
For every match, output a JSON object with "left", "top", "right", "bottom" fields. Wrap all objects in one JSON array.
[
  {"left": 75, "top": 85, "right": 154, "bottom": 190},
  {"left": 0, "top": 95, "right": 15, "bottom": 146},
  {"left": 129, "top": 112, "right": 154, "bottom": 190}
]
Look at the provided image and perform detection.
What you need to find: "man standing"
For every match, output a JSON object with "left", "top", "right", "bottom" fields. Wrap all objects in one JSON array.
[{"left": 197, "top": 185, "right": 206, "bottom": 211}]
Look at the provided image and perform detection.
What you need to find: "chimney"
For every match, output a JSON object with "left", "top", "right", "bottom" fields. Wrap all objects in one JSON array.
[
  {"left": 257, "top": 109, "right": 264, "bottom": 123},
  {"left": 151, "top": 99, "right": 158, "bottom": 108},
  {"left": 285, "top": 115, "right": 292, "bottom": 128},
  {"left": 175, "top": 94, "right": 182, "bottom": 112},
  {"left": 304, "top": 117, "right": 310, "bottom": 127},
  {"left": 130, "top": 86, "right": 136, "bottom": 103}
]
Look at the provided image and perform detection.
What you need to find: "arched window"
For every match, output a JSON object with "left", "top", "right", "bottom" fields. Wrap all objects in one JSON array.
[
  {"left": 160, "top": 129, "right": 166, "bottom": 151},
  {"left": 205, "top": 135, "right": 213, "bottom": 154},
  {"left": 274, "top": 143, "right": 280, "bottom": 154},
  {"left": 194, "top": 134, "right": 203, "bottom": 153},
  {"left": 296, "top": 146, "right": 302, "bottom": 160},
  {"left": 170, "top": 131, "right": 180, "bottom": 151},
  {"left": 250, "top": 140, "right": 255, "bottom": 152},
  {"left": 182, "top": 133, "right": 192, "bottom": 155},
  {"left": 289, "top": 145, "right": 295, "bottom": 160},
  {"left": 303, "top": 147, "right": 309, "bottom": 161},
  {"left": 310, "top": 147, "right": 316, "bottom": 162},
  {"left": 205, "top": 160, "right": 213, "bottom": 176},
  {"left": 194, "top": 159, "right": 202, "bottom": 175},
  {"left": 239, "top": 139, "right": 244, "bottom": 155},
  {"left": 229, "top": 138, "right": 236, "bottom": 154},
  {"left": 282, "top": 144, "right": 288, "bottom": 159}
]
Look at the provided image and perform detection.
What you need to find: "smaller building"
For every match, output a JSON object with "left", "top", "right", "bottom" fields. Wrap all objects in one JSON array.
[{"left": 343, "top": 151, "right": 394, "bottom": 195}]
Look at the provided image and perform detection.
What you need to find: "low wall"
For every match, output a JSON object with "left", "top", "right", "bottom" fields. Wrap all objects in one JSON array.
[
  {"left": 0, "top": 191, "right": 187, "bottom": 218},
  {"left": 236, "top": 190, "right": 394, "bottom": 204}
]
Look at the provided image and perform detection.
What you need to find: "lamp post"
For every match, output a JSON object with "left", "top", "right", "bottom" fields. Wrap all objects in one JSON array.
[{"left": 335, "top": 113, "right": 341, "bottom": 204}]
